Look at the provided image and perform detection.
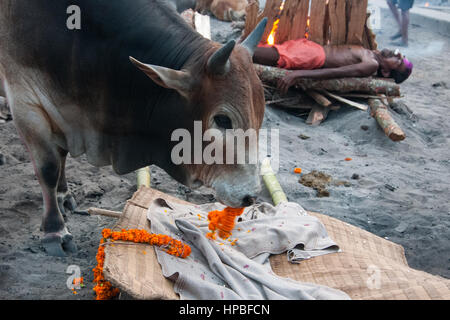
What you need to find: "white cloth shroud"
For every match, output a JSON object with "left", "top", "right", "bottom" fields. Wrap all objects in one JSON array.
[{"left": 147, "top": 198, "right": 350, "bottom": 300}]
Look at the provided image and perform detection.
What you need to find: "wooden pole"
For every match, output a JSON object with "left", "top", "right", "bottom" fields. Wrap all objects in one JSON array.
[
  {"left": 368, "top": 98, "right": 406, "bottom": 142},
  {"left": 88, "top": 208, "right": 122, "bottom": 218}
]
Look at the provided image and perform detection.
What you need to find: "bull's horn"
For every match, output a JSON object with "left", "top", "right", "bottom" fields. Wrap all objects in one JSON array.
[
  {"left": 241, "top": 17, "right": 268, "bottom": 56},
  {"left": 207, "top": 40, "right": 236, "bottom": 76}
]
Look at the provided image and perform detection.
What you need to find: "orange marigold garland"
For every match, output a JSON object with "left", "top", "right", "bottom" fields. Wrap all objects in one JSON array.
[
  {"left": 92, "top": 238, "right": 120, "bottom": 300},
  {"left": 206, "top": 207, "right": 244, "bottom": 240},
  {"left": 93, "top": 228, "right": 192, "bottom": 300}
]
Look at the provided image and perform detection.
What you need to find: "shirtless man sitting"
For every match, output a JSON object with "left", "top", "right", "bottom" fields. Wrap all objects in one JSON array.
[{"left": 253, "top": 38, "right": 413, "bottom": 94}]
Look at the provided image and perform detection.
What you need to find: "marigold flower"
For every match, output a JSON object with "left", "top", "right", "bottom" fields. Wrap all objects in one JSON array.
[
  {"left": 93, "top": 228, "right": 191, "bottom": 300},
  {"left": 206, "top": 207, "right": 244, "bottom": 240}
]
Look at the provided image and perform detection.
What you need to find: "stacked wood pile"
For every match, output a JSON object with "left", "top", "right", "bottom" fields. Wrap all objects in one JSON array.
[
  {"left": 242, "top": 0, "right": 405, "bottom": 142},
  {"left": 244, "top": 0, "right": 377, "bottom": 49}
]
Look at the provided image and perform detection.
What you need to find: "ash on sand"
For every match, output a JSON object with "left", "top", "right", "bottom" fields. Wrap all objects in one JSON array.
[
  {"left": 299, "top": 171, "right": 351, "bottom": 198},
  {"left": 0, "top": 10, "right": 449, "bottom": 299}
]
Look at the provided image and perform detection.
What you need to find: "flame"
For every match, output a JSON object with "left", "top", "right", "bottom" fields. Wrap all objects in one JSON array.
[
  {"left": 425, "top": 2, "right": 430, "bottom": 7},
  {"left": 305, "top": 17, "right": 310, "bottom": 39},
  {"left": 266, "top": 1, "right": 285, "bottom": 45},
  {"left": 267, "top": 19, "right": 280, "bottom": 45}
]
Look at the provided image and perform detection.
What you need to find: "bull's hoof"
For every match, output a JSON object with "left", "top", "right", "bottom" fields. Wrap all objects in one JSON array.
[
  {"left": 57, "top": 192, "right": 78, "bottom": 218},
  {"left": 42, "top": 229, "right": 77, "bottom": 257}
]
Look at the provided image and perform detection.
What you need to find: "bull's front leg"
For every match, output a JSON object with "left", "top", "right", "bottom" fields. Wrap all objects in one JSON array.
[
  {"left": 57, "top": 150, "right": 78, "bottom": 218},
  {"left": 13, "top": 104, "right": 77, "bottom": 257}
]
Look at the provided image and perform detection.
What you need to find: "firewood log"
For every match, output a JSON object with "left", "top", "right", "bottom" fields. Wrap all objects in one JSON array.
[
  {"left": 305, "top": 90, "right": 333, "bottom": 108},
  {"left": 368, "top": 98, "right": 406, "bottom": 142},
  {"left": 253, "top": 64, "right": 401, "bottom": 96},
  {"left": 306, "top": 105, "right": 329, "bottom": 126}
]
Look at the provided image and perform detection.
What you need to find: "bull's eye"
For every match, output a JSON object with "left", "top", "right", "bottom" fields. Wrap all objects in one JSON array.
[{"left": 214, "top": 115, "right": 233, "bottom": 130}]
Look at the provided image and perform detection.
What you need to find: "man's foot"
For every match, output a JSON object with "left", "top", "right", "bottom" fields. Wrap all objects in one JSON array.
[
  {"left": 390, "top": 32, "right": 402, "bottom": 40},
  {"left": 390, "top": 40, "right": 408, "bottom": 47}
]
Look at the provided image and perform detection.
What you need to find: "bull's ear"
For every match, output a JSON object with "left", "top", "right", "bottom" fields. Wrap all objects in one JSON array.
[{"left": 129, "top": 56, "right": 192, "bottom": 98}]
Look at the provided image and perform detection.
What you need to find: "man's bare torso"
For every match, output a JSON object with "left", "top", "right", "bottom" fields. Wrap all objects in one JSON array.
[{"left": 323, "top": 45, "right": 378, "bottom": 71}]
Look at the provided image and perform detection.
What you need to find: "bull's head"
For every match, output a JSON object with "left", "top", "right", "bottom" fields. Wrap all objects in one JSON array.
[{"left": 130, "top": 19, "right": 267, "bottom": 208}]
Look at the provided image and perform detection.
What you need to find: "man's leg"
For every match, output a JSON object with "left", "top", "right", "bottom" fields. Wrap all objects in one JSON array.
[
  {"left": 253, "top": 46, "right": 279, "bottom": 67},
  {"left": 387, "top": 0, "right": 402, "bottom": 31},
  {"left": 400, "top": 9, "right": 410, "bottom": 46}
]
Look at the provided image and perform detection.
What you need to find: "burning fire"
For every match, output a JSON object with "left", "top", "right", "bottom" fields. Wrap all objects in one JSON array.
[
  {"left": 266, "top": 0, "right": 315, "bottom": 44},
  {"left": 266, "top": 1, "right": 285, "bottom": 45},
  {"left": 267, "top": 20, "right": 279, "bottom": 45},
  {"left": 305, "top": 17, "right": 310, "bottom": 39},
  {"left": 425, "top": 2, "right": 430, "bottom": 7}
]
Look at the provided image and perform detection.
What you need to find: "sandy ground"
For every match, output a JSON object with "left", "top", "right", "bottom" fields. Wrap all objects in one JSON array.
[{"left": 0, "top": 6, "right": 449, "bottom": 300}]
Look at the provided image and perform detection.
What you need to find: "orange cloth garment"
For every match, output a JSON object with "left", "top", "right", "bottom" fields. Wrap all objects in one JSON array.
[{"left": 260, "top": 39, "right": 326, "bottom": 70}]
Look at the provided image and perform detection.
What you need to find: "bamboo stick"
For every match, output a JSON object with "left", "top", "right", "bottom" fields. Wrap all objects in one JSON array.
[
  {"left": 368, "top": 98, "right": 406, "bottom": 142},
  {"left": 260, "top": 157, "right": 287, "bottom": 205},
  {"left": 136, "top": 167, "right": 151, "bottom": 188},
  {"left": 253, "top": 64, "right": 401, "bottom": 96}
]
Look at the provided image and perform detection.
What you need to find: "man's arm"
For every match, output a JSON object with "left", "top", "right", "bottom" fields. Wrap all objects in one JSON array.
[{"left": 278, "top": 61, "right": 379, "bottom": 94}]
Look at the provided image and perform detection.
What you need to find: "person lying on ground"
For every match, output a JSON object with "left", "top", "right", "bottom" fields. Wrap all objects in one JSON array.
[{"left": 253, "top": 38, "right": 413, "bottom": 94}]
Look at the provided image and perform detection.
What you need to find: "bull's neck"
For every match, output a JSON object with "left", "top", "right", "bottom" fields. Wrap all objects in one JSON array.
[
  {"left": 104, "top": 5, "right": 212, "bottom": 127},
  {"left": 106, "top": 21, "right": 213, "bottom": 170}
]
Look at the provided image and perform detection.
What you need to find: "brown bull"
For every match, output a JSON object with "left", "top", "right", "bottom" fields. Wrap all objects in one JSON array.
[
  {"left": 0, "top": 0, "right": 267, "bottom": 256},
  {"left": 196, "top": 0, "right": 248, "bottom": 21}
]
